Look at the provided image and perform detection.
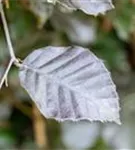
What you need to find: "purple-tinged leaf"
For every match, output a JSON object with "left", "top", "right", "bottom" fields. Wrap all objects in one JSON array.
[
  {"left": 57, "top": 0, "right": 114, "bottom": 16},
  {"left": 19, "top": 46, "right": 120, "bottom": 124}
]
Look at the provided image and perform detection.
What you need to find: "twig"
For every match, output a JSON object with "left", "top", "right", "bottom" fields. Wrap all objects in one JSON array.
[
  {"left": 33, "top": 104, "right": 48, "bottom": 149},
  {"left": 0, "top": 59, "right": 14, "bottom": 89},
  {"left": 0, "top": 3, "right": 16, "bottom": 61},
  {"left": 0, "top": 3, "right": 21, "bottom": 89}
]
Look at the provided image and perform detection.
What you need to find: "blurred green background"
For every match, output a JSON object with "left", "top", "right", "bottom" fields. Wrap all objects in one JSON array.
[{"left": 0, "top": 0, "right": 135, "bottom": 149}]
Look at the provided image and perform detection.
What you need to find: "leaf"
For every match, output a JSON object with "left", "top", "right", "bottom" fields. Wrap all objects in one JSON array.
[
  {"left": 19, "top": 46, "right": 120, "bottom": 124},
  {"left": 57, "top": 0, "right": 114, "bottom": 16}
]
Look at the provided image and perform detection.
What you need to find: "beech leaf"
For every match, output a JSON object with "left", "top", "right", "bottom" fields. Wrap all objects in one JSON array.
[
  {"left": 19, "top": 46, "right": 120, "bottom": 124},
  {"left": 57, "top": 0, "right": 114, "bottom": 15}
]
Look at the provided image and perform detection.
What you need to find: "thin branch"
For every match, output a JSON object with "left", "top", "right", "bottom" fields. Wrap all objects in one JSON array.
[
  {"left": 0, "top": 59, "right": 14, "bottom": 89},
  {"left": 0, "top": 3, "right": 21, "bottom": 89},
  {"left": 0, "top": 3, "right": 16, "bottom": 61}
]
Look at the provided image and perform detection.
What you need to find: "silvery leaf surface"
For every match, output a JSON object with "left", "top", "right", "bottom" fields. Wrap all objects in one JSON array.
[
  {"left": 57, "top": 0, "right": 114, "bottom": 15},
  {"left": 19, "top": 46, "right": 120, "bottom": 124}
]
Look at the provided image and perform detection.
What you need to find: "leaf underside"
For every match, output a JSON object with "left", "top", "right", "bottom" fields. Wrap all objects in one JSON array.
[
  {"left": 57, "top": 0, "right": 114, "bottom": 15},
  {"left": 19, "top": 46, "right": 120, "bottom": 124}
]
